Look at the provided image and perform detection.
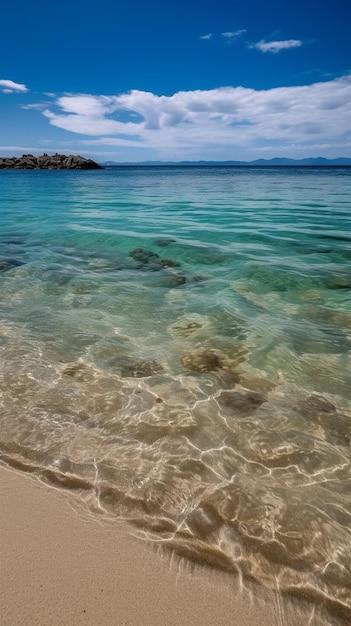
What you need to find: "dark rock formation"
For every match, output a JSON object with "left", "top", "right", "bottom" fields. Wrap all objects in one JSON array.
[
  {"left": 299, "top": 394, "right": 336, "bottom": 416},
  {"left": 129, "top": 248, "right": 181, "bottom": 271},
  {"left": 181, "top": 347, "right": 226, "bottom": 373},
  {"left": 217, "top": 390, "right": 267, "bottom": 413},
  {"left": 298, "top": 394, "right": 350, "bottom": 446},
  {"left": 0, "top": 153, "right": 103, "bottom": 170},
  {"left": 0, "top": 258, "right": 24, "bottom": 272},
  {"left": 128, "top": 248, "right": 187, "bottom": 287},
  {"left": 154, "top": 238, "right": 176, "bottom": 247}
]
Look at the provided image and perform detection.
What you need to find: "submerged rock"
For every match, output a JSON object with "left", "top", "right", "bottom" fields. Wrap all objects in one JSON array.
[
  {"left": 299, "top": 394, "right": 336, "bottom": 416},
  {"left": 0, "top": 258, "right": 24, "bottom": 271},
  {"left": 154, "top": 238, "right": 176, "bottom": 247},
  {"left": 118, "top": 358, "right": 164, "bottom": 378},
  {"left": 128, "top": 247, "right": 185, "bottom": 286},
  {"left": 158, "top": 271, "right": 187, "bottom": 286},
  {"left": 129, "top": 248, "right": 180, "bottom": 271},
  {"left": 62, "top": 363, "right": 95, "bottom": 382},
  {"left": 181, "top": 347, "right": 226, "bottom": 373},
  {"left": 130, "top": 248, "right": 160, "bottom": 264},
  {"left": 217, "top": 390, "right": 267, "bottom": 413},
  {"left": 299, "top": 395, "right": 350, "bottom": 445},
  {"left": 131, "top": 359, "right": 163, "bottom": 377},
  {"left": 325, "top": 275, "right": 351, "bottom": 290},
  {"left": 0, "top": 153, "right": 103, "bottom": 169},
  {"left": 2, "top": 238, "right": 24, "bottom": 245}
]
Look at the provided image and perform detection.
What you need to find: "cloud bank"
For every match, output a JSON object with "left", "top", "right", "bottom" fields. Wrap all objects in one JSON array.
[
  {"left": 0, "top": 79, "right": 28, "bottom": 94},
  {"left": 37, "top": 76, "right": 351, "bottom": 159}
]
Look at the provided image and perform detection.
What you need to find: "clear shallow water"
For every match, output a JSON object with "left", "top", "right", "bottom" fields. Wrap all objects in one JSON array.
[{"left": 1, "top": 166, "right": 351, "bottom": 623}]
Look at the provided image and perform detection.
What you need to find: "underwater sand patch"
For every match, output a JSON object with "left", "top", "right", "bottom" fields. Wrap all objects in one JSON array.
[{"left": 169, "top": 313, "right": 211, "bottom": 338}]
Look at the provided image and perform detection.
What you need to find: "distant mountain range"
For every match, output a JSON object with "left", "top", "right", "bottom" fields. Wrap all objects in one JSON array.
[{"left": 102, "top": 157, "right": 351, "bottom": 166}]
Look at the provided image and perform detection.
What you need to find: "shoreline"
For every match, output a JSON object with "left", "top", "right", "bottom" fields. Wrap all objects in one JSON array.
[{"left": 0, "top": 462, "right": 325, "bottom": 626}]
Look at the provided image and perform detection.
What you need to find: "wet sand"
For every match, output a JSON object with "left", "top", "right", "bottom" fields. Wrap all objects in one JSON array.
[{"left": 0, "top": 463, "right": 325, "bottom": 626}]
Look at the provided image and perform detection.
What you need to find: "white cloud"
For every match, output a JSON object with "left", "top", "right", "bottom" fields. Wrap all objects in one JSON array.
[
  {"left": 252, "top": 39, "right": 302, "bottom": 53},
  {"left": 0, "top": 79, "right": 28, "bottom": 94},
  {"left": 42, "top": 94, "right": 142, "bottom": 136},
  {"left": 36, "top": 76, "right": 351, "bottom": 160},
  {"left": 199, "top": 33, "right": 212, "bottom": 40},
  {"left": 221, "top": 30, "right": 246, "bottom": 40}
]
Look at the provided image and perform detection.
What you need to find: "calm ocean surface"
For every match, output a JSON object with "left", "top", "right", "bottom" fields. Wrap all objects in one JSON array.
[{"left": 1, "top": 166, "right": 351, "bottom": 622}]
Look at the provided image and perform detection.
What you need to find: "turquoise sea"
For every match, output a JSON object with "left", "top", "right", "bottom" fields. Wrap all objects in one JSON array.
[{"left": 1, "top": 166, "right": 351, "bottom": 623}]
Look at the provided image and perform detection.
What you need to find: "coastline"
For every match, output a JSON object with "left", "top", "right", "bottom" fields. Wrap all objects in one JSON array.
[{"left": 0, "top": 463, "right": 321, "bottom": 626}]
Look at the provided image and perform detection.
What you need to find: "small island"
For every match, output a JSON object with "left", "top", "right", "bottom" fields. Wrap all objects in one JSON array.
[{"left": 0, "top": 153, "right": 103, "bottom": 170}]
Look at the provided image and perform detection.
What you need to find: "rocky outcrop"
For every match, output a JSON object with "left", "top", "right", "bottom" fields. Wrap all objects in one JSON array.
[{"left": 0, "top": 153, "right": 103, "bottom": 169}]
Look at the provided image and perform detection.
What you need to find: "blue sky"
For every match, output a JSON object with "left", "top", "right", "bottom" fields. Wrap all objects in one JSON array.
[{"left": 1, "top": 0, "right": 350, "bottom": 162}]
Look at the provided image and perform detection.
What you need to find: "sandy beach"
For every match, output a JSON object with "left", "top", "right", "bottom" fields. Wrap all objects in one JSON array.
[{"left": 0, "top": 462, "right": 322, "bottom": 626}]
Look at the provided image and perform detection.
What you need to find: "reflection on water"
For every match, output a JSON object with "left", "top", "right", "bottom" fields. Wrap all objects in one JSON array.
[{"left": 0, "top": 167, "right": 350, "bottom": 624}]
